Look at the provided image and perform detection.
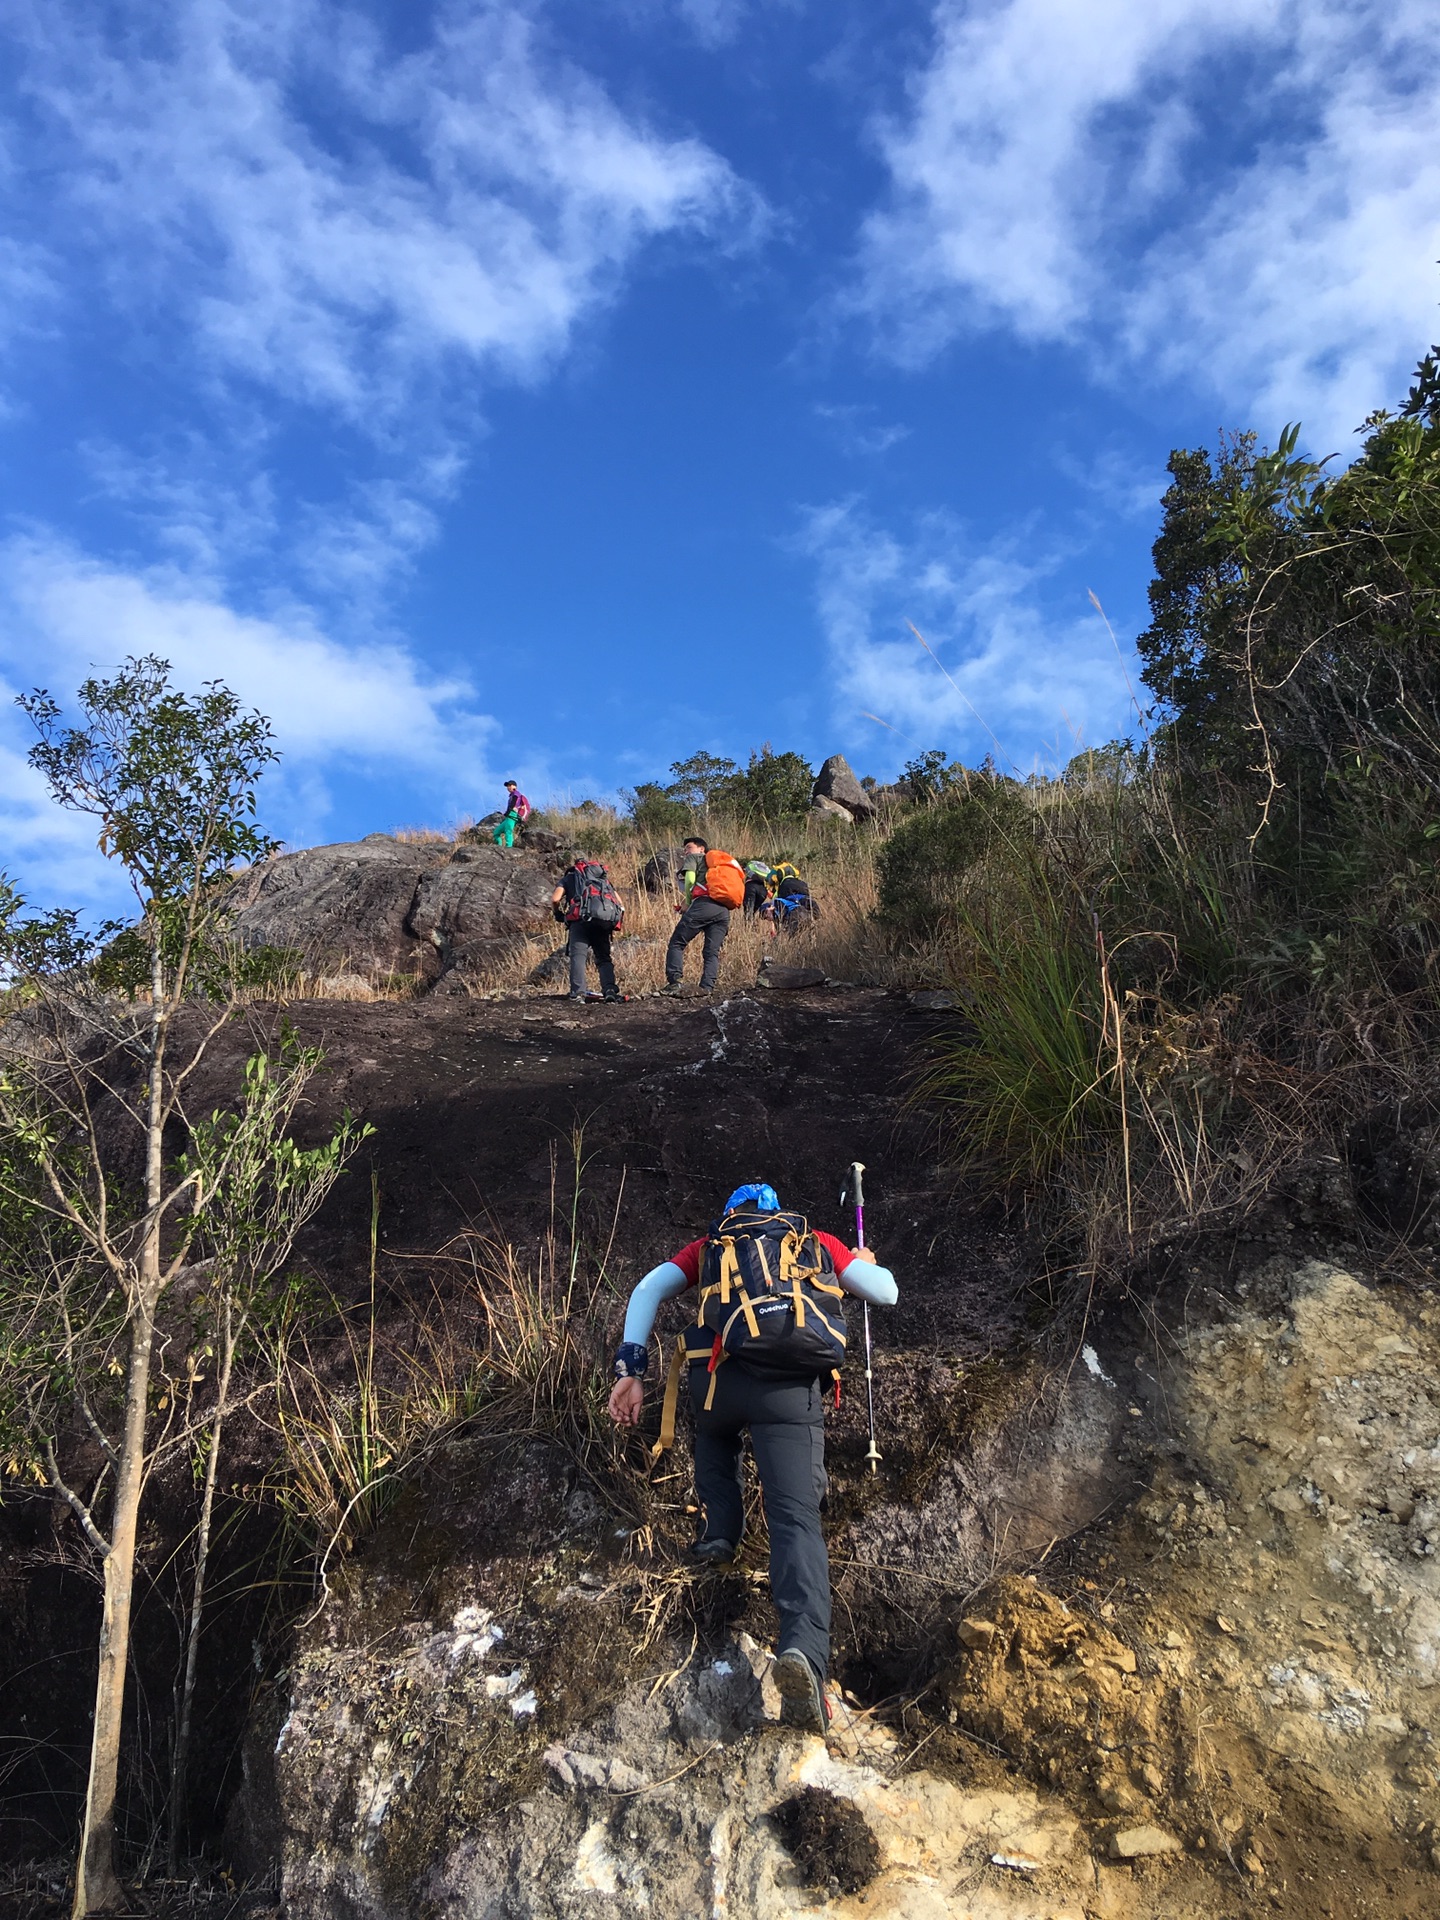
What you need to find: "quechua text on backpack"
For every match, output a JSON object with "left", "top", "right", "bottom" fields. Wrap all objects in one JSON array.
[
  {"left": 567, "top": 860, "right": 624, "bottom": 930},
  {"left": 702, "top": 849, "right": 746, "bottom": 909}
]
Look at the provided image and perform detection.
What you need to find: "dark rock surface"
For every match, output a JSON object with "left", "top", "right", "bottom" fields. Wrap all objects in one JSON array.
[
  {"left": 226, "top": 835, "right": 450, "bottom": 977},
  {"left": 226, "top": 836, "right": 569, "bottom": 985},
  {"left": 757, "top": 962, "right": 829, "bottom": 990},
  {"left": 638, "top": 847, "right": 684, "bottom": 893},
  {"left": 405, "top": 844, "right": 559, "bottom": 980},
  {"left": 1348, "top": 1095, "right": 1440, "bottom": 1237},
  {"left": 811, "top": 755, "right": 875, "bottom": 820}
]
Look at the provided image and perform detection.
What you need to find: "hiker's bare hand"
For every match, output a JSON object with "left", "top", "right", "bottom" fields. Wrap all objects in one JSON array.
[
  {"left": 609, "top": 1377, "right": 644, "bottom": 1425},
  {"left": 850, "top": 1246, "right": 876, "bottom": 1264}
]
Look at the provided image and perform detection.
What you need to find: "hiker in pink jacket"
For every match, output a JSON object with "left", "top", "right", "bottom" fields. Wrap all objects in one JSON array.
[{"left": 491, "top": 780, "right": 530, "bottom": 848}]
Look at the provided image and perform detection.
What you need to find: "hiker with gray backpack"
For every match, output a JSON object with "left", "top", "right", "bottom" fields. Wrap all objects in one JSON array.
[
  {"left": 551, "top": 858, "right": 628, "bottom": 1003},
  {"left": 607, "top": 1181, "right": 897, "bottom": 1732}
]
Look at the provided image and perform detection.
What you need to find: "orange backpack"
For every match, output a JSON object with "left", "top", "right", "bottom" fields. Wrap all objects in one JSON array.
[{"left": 704, "top": 850, "right": 746, "bottom": 909}]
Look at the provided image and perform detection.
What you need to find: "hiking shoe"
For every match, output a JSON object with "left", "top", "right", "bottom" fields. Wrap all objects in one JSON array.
[
  {"left": 602, "top": 990, "right": 630, "bottom": 1003},
  {"left": 773, "top": 1650, "right": 832, "bottom": 1733},
  {"left": 688, "top": 1537, "right": 736, "bottom": 1566},
  {"left": 565, "top": 992, "right": 587, "bottom": 1003},
  {"left": 659, "top": 981, "right": 686, "bottom": 996}
]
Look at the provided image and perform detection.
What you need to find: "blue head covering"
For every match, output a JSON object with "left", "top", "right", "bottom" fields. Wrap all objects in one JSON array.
[{"left": 724, "top": 1182, "right": 781, "bottom": 1214}]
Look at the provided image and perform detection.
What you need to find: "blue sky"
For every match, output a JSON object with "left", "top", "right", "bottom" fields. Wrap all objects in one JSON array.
[{"left": 2, "top": 0, "right": 1437, "bottom": 911}]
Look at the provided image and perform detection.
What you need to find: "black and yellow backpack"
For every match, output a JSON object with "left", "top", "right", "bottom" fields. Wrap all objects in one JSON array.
[{"left": 652, "top": 1209, "right": 847, "bottom": 1453}]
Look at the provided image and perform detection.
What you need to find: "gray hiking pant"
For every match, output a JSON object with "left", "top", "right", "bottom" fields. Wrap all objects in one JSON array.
[
  {"left": 666, "top": 898, "right": 730, "bottom": 990},
  {"left": 568, "top": 924, "right": 616, "bottom": 996},
  {"left": 689, "top": 1363, "right": 830, "bottom": 1680}
]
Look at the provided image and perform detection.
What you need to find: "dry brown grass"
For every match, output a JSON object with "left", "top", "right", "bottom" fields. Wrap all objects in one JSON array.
[
  {"left": 390, "top": 818, "right": 470, "bottom": 844},
  {"left": 473, "top": 814, "right": 903, "bottom": 997},
  {"left": 244, "top": 806, "right": 917, "bottom": 1006}
]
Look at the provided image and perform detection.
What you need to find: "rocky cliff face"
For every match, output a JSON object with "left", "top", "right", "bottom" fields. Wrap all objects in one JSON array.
[
  {"left": 229, "top": 1242, "right": 1440, "bottom": 1920},
  {"left": 226, "top": 835, "right": 567, "bottom": 985},
  {"left": 228, "top": 1362, "right": 1133, "bottom": 1920}
]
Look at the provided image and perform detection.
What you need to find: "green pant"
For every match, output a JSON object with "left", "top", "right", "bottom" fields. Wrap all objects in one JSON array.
[{"left": 492, "top": 813, "right": 517, "bottom": 847}]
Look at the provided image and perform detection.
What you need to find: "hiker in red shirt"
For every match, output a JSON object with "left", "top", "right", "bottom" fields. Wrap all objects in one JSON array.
[{"left": 607, "top": 1181, "right": 898, "bottom": 1734}]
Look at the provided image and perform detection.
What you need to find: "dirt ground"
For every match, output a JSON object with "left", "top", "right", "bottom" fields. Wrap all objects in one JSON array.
[
  {"left": 182, "top": 983, "right": 1030, "bottom": 1356},
  {"left": 8, "top": 983, "right": 1439, "bottom": 1917}
]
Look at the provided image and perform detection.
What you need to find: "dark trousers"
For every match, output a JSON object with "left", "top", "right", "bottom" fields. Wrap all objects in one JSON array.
[
  {"left": 568, "top": 924, "right": 616, "bottom": 996},
  {"left": 666, "top": 899, "right": 730, "bottom": 989},
  {"left": 689, "top": 1363, "right": 830, "bottom": 1680}
]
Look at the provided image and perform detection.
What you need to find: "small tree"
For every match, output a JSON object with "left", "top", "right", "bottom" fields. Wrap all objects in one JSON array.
[
  {"left": 623, "top": 781, "right": 692, "bottom": 840},
  {"left": 728, "top": 747, "right": 813, "bottom": 824},
  {"left": 900, "top": 748, "right": 966, "bottom": 806},
  {"left": 0, "top": 657, "right": 280, "bottom": 1915},
  {"left": 165, "top": 1038, "right": 369, "bottom": 1872},
  {"left": 663, "top": 750, "right": 740, "bottom": 815}
]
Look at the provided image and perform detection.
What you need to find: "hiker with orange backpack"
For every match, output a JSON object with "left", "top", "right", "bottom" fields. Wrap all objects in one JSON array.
[
  {"left": 662, "top": 836, "right": 744, "bottom": 995},
  {"left": 607, "top": 1181, "right": 898, "bottom": 1733},
  {"left": 551, "top": 857, "right": 627, "bottom": 1003}
]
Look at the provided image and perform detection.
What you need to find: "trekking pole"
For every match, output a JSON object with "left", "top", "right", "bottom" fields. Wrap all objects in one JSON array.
[{"left": 844, "top": 1160, "right": 882, "bottom": 1474}]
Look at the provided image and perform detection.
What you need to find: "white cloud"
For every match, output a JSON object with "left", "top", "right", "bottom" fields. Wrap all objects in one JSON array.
[
  {"left": 857, "top": 0, "right": 1440, "bottom": 446},
  {"left": 0, "top": 727, "right": 106, "bottom": 907},
  {"left": 11, "top": 0, "right": 757, "bottom": 426},
  {"left": 2, "top": 1, "right": 761, "bottom": 617},
  {"left": 798, "top": 500, "right": 1137, "bottom": 773},
  {"left": 0, "top": 533, "right": 504, "bottom": 901},
  {"left": 813, "top": 402, "right": 911, "bottom": 457}
]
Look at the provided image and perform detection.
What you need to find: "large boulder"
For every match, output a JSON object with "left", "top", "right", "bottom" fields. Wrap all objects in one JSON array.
[
  {"left": 405, "top": 845, "right": 560, "bottom": 979},
  {"left": 811, "top": 754, "right": 875, "bottom": 820},
  {"left": 638, "top": 847, "right": 684, "bottom": 893},
  {"left": 226, "top": 836, "right": 451, "bottom": 978},
  {"left": 226, "top": 835, "right": 565, "bottom": 986}
]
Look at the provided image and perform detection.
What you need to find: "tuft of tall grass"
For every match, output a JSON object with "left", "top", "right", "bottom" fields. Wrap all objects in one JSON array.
[
  {"left": 915, "top": 872, "right": 1118, "bottom": 1187},
  {"left": 263, "top": 1129, "right": 643, "bottom": 1576}
]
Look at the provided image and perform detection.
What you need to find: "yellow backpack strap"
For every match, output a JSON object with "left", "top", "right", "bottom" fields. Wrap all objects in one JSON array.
[
  {"left": 719, "top": 1239, "right": 740, "bottom": 1305},
  {"left": 703, "top": 1351, "right": 726, "bottom": 1410},
  {"left": 779, "top": 1230, "right": 808, "bottom": 1328},
  {"left": 753, "top": 1237, "right": 775, "bottom": 1291},
  {"left": 650, "top": 1336, "right": 687, "bottom": 1458},
  {"left": 723, "top": 1295, "right": 761, "bottom": 1341}
]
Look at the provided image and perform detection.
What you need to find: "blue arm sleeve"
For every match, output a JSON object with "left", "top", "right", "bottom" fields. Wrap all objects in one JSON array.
[
  {"left": 837, "top": 1258, "right": 898, "bottom": 1307},
  {"left": 621, "top": 1262, "right": 690, "bottom": 1346}
]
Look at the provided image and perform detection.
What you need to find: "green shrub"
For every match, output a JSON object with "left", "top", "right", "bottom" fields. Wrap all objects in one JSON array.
[
  {"left": 876, "top": 779, "right": 1029, "bottom": 946},
  {"left": 727, "top": 748, "right": 814, "bottom": 824},
  {"left": 623, "top": 782, "right": 693, "bottom": 839}
]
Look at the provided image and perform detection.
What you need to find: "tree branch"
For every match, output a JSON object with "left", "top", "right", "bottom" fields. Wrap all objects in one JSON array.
[
  {"left": 75, "top": 1398, "right": 120, "bottom": 1471},
  {"left": 42, "top": 1442, "right": 112, "bottom": 1558}
]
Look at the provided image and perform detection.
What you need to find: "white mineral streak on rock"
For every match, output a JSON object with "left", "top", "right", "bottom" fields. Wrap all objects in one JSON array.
[
  {"left": 709, "top": 1811, "right": 732, "bottom": 1918},
  {"left": 572, "top": 1819, "right": 620, "bottom": 1895},
  {"left": 1081, "top": 1345, "right": 1116, "bottom": 1386}
]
